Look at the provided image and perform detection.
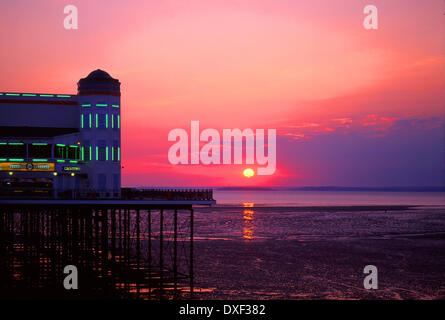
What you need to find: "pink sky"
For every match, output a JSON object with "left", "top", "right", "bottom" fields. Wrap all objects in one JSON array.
[{"left": 1, "top": 0, "right": 444, "bottom": 186}]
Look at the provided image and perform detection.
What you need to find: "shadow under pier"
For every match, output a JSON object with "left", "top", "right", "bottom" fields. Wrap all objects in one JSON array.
[{"left": 0, "top": 201, "right": 196, "bottom": 300}]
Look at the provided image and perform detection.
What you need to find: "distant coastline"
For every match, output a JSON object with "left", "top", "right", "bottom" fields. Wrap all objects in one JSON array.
[
  {"left": 135, "top": 186, "right": 445, "bottom": 192},
  {"left": 215, "top": 186, "right": 445, "bottom": 192}
]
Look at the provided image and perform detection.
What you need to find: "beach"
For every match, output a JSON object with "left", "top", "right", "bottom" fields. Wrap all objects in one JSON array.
[{"left": 191, "top": 191, "right": 445, "bottom": 299}]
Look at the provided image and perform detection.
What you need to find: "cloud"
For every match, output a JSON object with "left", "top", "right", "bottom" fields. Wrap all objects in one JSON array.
[{"left": 279, "top": 115, "right": 443, "bottom": 141}]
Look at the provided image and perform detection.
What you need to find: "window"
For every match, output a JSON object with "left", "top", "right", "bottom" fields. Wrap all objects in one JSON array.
[
  {"left": 97, "top": 113, "right": 107, "bottom": 129},
  {"left": 82, "top": 142, "right": 91, "bottom": 162},
  {"left": 0, "top": 143, "right": 26, "bottom": 158},
  {"left": 68, "top": 146, "right": 80, "bottom": 160},
  {"left": 112, "top": 147, "right": 119, "bottom": 162},
  {"left": 81, "top": 113, "right": 92, "bottom": 129},
  {"left": 110, "top": 113, "right": 120, "bottom": 130},
  {"left": 54, "top": 145, "right": 80, "bottom": 160},
  {"left": 29, "top": 143, "right": 52, "bottom": 158},
  {"left": 84, "top": 146, "right": 92, "bottom": 161},
  {"left": 54, "top": 145, "right": 66, "bottom": 158},
  {"left": 96, "top": 146, "right": 107, "bottom": 161}
]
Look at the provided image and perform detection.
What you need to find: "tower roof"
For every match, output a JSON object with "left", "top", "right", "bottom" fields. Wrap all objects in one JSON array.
[
  {"left": 77, "top": 69, "right": 120, "bottom": 95},
  {"left": 85, "top": 69, "right": 113, "bottom": 80}
]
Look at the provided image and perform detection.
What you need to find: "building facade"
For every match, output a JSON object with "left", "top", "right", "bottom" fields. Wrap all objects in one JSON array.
[{"left": 0, "top": 69, "right": 121, "bottom": 199}]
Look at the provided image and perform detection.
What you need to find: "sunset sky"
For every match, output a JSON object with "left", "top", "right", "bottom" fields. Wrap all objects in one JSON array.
[{"left": 1, "top": 0, "right": 444, "bottom": 187}]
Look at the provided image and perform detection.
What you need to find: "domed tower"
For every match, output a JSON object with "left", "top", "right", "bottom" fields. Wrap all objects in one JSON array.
[{"left": 78, "top": 69, "right": 121, "bottom": 198}]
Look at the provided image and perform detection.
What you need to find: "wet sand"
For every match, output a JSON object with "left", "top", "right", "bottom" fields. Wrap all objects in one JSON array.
[{"left": 192, "top": 206, "right": 445, "bottom": 299}]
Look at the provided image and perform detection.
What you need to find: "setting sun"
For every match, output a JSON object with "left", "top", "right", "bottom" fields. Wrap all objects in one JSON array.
[{"left": 243, "top": 168, "right": 255, "bottom": 178}]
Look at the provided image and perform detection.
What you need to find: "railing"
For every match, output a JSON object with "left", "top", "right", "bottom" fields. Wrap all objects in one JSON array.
[
  {"left": 56, "top": 189, "right": 121, "bottom": 200},
  {"left": 121, "top": 188, "right": 214, "bottom": 201},
  {"left": 0, "top": 187, "right": 214, "bottom": 201}
]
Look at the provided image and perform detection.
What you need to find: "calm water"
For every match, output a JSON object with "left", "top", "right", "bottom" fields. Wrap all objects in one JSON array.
[
  {"left": 214, "top": 190, "right": 445, "bottom": 206},
  {"left": 194, "top": 191, "right": 445, "bottom": 242},
  {"left": 192, "top": 191, "right": 445, "bottom": 299}
]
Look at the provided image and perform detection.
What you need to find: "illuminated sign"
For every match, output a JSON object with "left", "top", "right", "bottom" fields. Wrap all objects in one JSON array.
[
  {"left": 63, "top": 166, "right": 81, "bottom": 172},
  {"left": 0, "top": 162, "right": 55, "bottom": 172}
]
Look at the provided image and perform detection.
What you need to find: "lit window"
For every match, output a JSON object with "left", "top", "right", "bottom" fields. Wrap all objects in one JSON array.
[
  {"left": 112, "top": 147, "right": 119, "bottom": 162},
  {"left": 96, "top": 146, "right": 107, "bottom": 161},
  {"left": 97, "top": 114, "right": 107, "bottom": 129}
]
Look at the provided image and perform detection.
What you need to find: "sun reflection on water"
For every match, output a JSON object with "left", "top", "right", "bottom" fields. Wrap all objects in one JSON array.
[{"left": 242, "top": 203, "right": 255, "bottom": 240}]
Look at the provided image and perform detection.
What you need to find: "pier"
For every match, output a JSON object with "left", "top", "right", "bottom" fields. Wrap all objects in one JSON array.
[{"left": 0, "top": 190, "right": 215, "bottom": 299}]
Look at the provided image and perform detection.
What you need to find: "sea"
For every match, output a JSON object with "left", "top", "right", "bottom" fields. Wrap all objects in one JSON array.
[{"left": 191, "top": 190, "right": 445, "bottom": 299}]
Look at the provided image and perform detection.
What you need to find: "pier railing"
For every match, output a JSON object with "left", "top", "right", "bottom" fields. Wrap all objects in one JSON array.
[
  {"left": 0, "top": 188, "right": 215, "bottom": 201},
  {"left": 121, "top": 188, "right": 214, "bottom": 201}
]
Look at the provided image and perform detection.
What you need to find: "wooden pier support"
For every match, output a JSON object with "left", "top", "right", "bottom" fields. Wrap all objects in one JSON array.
[{"left": 0, "top": 202, "right": 195, "bottom": 300}]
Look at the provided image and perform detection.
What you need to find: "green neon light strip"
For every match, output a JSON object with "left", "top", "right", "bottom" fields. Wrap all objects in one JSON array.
[
  {"left": 9, "top": 158, "right": 24, "bottom": 162},
  {"left": 23, "top": 94, "right": 37, "bottom": 97},
  {"left": 81, "top": 114, "right": 84, "bottom": 128},
  {"left": 6, "top": 93, "right": 20, "bottom": 96},
  {"left": 8, "top": 143, "right": 23, "bottom": 145},
  {"left": 118, "top": 147, "right": 120, "bottom": 161},
  {"left": 70, "top": 160, "right": 78, "bottom": 163},
  {"left": 33, "top": 159, "right": 48, "bottom": 162},
  {"left": 96, "top": 104, "right": 107, "bottom": 107},
  {"left": 57, "top": 160, "right": 65, "bottom": 163},
  {"left": 89, "top": 146, "right": 92, "bottom": 161},
  {"left": 96, "top": 147, "right": 98, "bottom": 161},
  {"left": 106, "top": 147, "right": 109, "bottom": 161},
  {"left": 117, "top": 115, "right": 120, "bottom": 129},
  {"left": 81, "top": 147, "right": 85, "bottom": 161},
  {"left": 56, "top": 144, "right": 65, "bottom": 147},
  {"left": 57, "top": 95, "right": 71, "bottom": 98},
  {"left": 96, "top": 114, "right": 98, "bottom": 128},
  {"left": 112, "top": 104, "right": 119, "bottom": 108},
  {"left": 39, "top": 94, "right": 54, "bottom": 97},
  {"left": 111, "top": 114, "right": 114, "bottom": 128},
  {"left": 112, "top": 147, "right": 114, "bottom": 161},
  {"left": 0, "top": 158, "right": 6, "bottom": 161},
  {"left": 106, "top": 114, "right": 108, "bottom": 128},
  {"left": 32, "top": 143, "right": 47, "bottom": 145},
  {"left": 0, "top": 143, "right": 6, "bottom": 145},
  {"left": 82, "top": 104, "right": 91, "bottom": 107}
]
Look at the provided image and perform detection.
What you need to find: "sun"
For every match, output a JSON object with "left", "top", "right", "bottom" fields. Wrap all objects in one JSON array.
[{"left": 243, "top": 168, "right": 255, "bottom": 178}]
